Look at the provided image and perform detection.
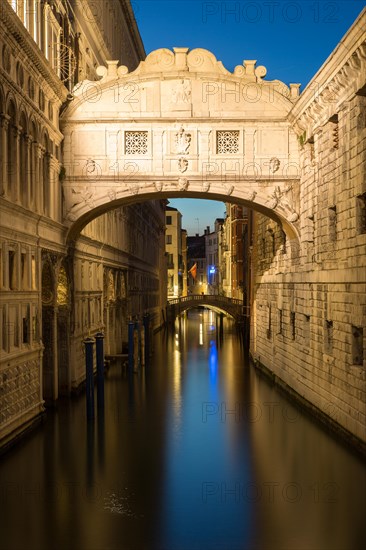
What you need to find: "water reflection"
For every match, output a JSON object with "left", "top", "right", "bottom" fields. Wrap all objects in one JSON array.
[{"left": 0, "top": 309, "right": 365, "bottom": 550}]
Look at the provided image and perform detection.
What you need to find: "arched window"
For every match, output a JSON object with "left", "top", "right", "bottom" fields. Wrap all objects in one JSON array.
[
  {"left": 19, "top": 112, "right": 28, "bottom": 207},
  {"left": 7, "top": 101, "right": 17, "bottom": 201}
]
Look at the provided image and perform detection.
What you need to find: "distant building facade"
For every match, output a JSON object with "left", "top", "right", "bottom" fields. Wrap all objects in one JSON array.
[
  {"left": 187, "top": 233, "right": 206, "bottom": 294},
  {"left": 165, "top": 206, "right": 185, "bottom": 298},
  {"left": 205, "top": 220, "right": 224, "bottom": 295}
]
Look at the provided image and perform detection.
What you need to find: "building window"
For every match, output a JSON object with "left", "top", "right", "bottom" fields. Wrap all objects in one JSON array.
[
  {"left": 44, "top": 4, "right": 61, "bottom": 76},
  {"left": 166, "top": 216, "right": 172, "bottom": 225},
  {"left": 9, "top": 250, "right": 16, "bottom": 290},
  {"left": 280, "top": 229, "right": 287, "bottom": 254},
  {"left": 266, "top": 304, "right": 271, "bottom": 339},
  {"left": 303, "top": 315, "right": 310, "bottom": 347},
  {"left": 216, "top": 131, "right": 239, "bottom": 154},
  {"left": 21, "top": 253, "right": 27, "bottom": 289},
  {"left": 278, "top": 309, "right": 283, "bottom": 335},
  {"left": 22, "top": 310, "right": 30, "bottom": 344},
  {"left": 356, "top": 193, "right": 366, "bottom": 234},
  {"left": 166, "top": 235, "right": 172, "bottom": 245},
  {"left": 352, "top": 326, "right": 363, "bottom": 366},
  {"left": 261, "top": 237, "right": 266, "bottom": 257},
  {"left": 125, "top": 131, "right": 148, "bottom": 155},
  {"left": 328, "top": 206, "right": 337, "bottom": 242},
  {"left": 290, "top": 311, "right": 296, "bottom": 340},
  {"left": 324, "top": 320, "right": 333, "bottom": 355}
]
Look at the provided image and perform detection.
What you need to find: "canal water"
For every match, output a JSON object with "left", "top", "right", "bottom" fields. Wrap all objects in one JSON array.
[{"left": 0, "top": 309, "right": 365, "bottom": 550}]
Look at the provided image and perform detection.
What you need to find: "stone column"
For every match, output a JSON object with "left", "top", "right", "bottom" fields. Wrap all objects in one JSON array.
[
  {"left": 152, "top": 127, "right": 164, "bottom": 174},
  {"left": 12, "top": 125, "right": 21, "bottom": 204},
  {"left": 25, "top": 134, "right": 32, "bottom": 209},
  {"left": 2, "top": 242, "right": 9, "bottom": 289},
  {"left": 0, "top": 114, "right": 9, "bottom": 198},
  {"left": 36, "top": 144, "right": 44, "bottom": 214},
  {"left": 27, "top": 246, "right": 32, "bottom": 290},
  {"left": 43, "top": 151, "right": 51, "bottom": 217},
  {"left": 244, "top": 128, "right": 256, "bottom": 176},
  {"left": 30, "top": 138, "right": 37, "bottom": 209},
  {"left": 49, "top": 154, "right": 59, "bottom": 220}
]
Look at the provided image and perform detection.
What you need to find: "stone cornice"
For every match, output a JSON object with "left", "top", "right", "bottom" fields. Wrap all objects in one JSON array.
[
  {"left": 0, "top": 0, "right": 68, "bottom": 104},
  {"left": 289, "top": 7, "right": 366, "bottom": 133},
  {"left": 118, "top": 0, "right": 146, "bottom": 61}
]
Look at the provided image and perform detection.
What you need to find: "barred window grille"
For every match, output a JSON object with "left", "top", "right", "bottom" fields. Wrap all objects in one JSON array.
[
  {"left": 216, "top": 131, "right": 239, "bottom": 154},
  {"left": 125, "top": 131, "right": 148, "bottom": 155}
]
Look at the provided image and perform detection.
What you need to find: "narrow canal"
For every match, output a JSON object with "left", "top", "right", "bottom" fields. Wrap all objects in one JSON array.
[{"left": 0, "top": 310, "right": 365, "bottom": 550}]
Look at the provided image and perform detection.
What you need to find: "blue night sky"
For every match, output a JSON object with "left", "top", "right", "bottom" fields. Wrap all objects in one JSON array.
[{"left": 135, "top": 1, "right": 364, "bottom": 234}]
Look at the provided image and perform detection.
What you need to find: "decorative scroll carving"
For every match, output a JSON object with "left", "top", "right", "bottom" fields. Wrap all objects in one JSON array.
[
  {"left": 57, "top": 266, "right": 69, "bottom": 305},
  {"left": 267, "top": 183, "right": 299, "bottom": 221},
  {"left": 223, "top": 183, "right": 234, "bottom": 195}
]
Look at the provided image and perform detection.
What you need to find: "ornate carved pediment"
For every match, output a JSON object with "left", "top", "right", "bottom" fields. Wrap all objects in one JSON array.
[{"left": 86, "top": 48, "right": 295, "bottom": 93}]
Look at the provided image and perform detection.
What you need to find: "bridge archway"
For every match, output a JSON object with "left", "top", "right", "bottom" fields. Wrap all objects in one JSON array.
[
  {"left": 61, "top": 47, "right": 302, "bottom": 249},
  {"left": 166, "top": 295, "right": 247, "bottom": 324}
]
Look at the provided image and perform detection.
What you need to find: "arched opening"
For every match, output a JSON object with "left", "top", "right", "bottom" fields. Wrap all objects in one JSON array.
[
  {"left": 6, "top": 99, "right": 17, "bottom": 201},
  {"left": 61, "top": 190, "right": 295, "bottom": 380},
  {"left": 65, "top": 192, "right": 299, "bottom": 248}
]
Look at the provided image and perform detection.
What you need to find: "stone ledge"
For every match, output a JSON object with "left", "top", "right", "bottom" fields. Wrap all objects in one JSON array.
[{"left": 0, "top": 408, "right": 46, "bottom": 457}]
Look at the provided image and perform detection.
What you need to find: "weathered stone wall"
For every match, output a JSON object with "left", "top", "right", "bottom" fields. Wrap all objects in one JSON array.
[{"left": 251, "top": 13, "right": 366, "bottom": 450}]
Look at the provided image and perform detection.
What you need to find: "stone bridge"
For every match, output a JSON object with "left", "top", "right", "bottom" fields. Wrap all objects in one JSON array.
[
  {"left": 61, "top": 47, "right": 301, "bottom": 248},
  {"left": 166, "top": 295, "right": 249, "bottom": 324}
]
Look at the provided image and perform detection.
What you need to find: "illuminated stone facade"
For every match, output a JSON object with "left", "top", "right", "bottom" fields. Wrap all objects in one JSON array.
[
  {"left": 165, "top": 206, "right": 185, "bottom": 299},
  {"left": 0, "top": 1, "right": 165, "bottom": 450},
  {"left": 251, "top": 12, "right": 366, "bottom": 450}
]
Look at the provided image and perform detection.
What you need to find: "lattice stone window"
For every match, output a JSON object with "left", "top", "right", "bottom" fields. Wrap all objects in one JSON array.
[
  {"left": 125, "top": 131, "right": 148, "bottom": 155},
  {"left": 216, "top": 131, "right": 239, "bottom": 154}
]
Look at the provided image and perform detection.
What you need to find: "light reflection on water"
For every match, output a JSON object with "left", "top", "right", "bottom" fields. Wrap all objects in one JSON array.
[{"left": 0, "top": 308, "right": 365, "bottom": 550}]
